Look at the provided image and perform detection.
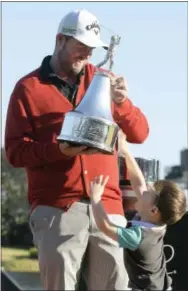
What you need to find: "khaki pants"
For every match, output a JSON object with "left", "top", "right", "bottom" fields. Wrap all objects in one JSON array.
[{"left": 29, "top": 202, "right": 129, "bottom": 290}]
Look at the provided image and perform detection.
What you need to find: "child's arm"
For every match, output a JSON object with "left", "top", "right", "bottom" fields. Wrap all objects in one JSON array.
[
  {"left": 91, "top": 195, "right": 118, "bottom": 241},
  {"left": 90, "top": 175, "right": 118, "bottom": 241},
  {"left": 90, "top": 175, "right": 142, "bottom": 250},
  {"left": 118, "top": 130, "right": 148, "bottom": 199}
]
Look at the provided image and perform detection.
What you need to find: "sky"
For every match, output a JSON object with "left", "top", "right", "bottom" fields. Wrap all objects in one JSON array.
[{"left": 2, "top": 1, "right": 188, "bottom": 178}]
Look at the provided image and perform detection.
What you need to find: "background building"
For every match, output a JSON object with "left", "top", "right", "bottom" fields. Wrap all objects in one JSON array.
[{"left": 165, "top": 148, "right": 188, "bottom": 207}]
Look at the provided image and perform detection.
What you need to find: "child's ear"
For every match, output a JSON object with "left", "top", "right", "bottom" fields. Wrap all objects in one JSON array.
[{"left": 151, "top": 206, "right": 159, "bottom": 214}]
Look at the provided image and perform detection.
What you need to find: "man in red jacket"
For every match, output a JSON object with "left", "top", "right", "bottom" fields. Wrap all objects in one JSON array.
[{"left": 5, "top": 9, "right": 149, "bottom": 291}]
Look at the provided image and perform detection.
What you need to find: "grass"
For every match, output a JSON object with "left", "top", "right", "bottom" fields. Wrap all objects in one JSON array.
[{"left": 1, "top": 247, "right": 39, "bottom": 272}]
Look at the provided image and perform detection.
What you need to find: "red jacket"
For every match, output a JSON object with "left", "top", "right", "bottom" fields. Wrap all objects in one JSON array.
[{"left": 5, "top": 63, "right": 149, "bottom": 215}]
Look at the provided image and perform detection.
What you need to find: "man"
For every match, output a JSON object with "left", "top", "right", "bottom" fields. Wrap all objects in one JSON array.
[{"left": 5, "top": 9, "right": 149, "bottom": 291}]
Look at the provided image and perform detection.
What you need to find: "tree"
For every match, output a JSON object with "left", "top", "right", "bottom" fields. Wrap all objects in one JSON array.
[{"left": 1, "top": 148, "right": 32, "bottom": 246}]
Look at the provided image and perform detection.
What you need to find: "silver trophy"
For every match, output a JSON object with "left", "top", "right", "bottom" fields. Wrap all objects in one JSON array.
[{"left": 57, "top": 35, "right": 121, "bottom": 154}]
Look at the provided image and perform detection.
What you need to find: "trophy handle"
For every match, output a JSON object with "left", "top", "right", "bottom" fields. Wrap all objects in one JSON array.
[{"left": 96, "top": 35, "right": 121, "bottom": 71}]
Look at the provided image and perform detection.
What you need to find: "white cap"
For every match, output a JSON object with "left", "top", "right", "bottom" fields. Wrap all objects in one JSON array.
[{"left": 57, "top": 9, "right": 108, "bottom": 49}]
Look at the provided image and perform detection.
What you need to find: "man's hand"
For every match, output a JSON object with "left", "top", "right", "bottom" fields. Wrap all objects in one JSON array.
[
  {"left": 90, "top": 175, "right": 109, "bottom": 203},
  {"left": 59, "top": 142, "right": 99, "bottom": 157},
  {"left": 117, "top": 129, "right": 128, "bottom": 157},
  {"left": 111, "top": 76, "right": 128, "bottom": 104}
]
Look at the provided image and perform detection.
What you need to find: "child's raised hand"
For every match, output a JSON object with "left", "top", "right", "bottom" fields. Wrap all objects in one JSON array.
[
  {"left": 90, "top": 175, "right": 109, "bottom": 202},
  {"left": 117, "top": 129, "right": 128, "bottom": 156}
]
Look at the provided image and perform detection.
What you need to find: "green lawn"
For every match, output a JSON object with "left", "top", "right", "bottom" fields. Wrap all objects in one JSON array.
[{"left": 2, "top": 247, "right": 39, "bottom": 272}]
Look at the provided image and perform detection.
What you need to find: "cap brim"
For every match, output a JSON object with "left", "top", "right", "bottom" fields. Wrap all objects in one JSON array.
[{"left": 74, "top": 35, "right": 108, "bottom": 50}]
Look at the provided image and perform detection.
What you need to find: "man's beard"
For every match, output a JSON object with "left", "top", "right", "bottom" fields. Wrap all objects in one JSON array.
[
  {"left": 71, "top": 61, "right": 85, "bottom": 74},
  {"left": 60, "top": 59, "right": 85, "bottom": 76}
]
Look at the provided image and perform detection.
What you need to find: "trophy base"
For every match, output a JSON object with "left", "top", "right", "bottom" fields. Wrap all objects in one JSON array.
[
  {"left": 58, "top": 139, "right": 114, "bottom": 155},
  {"left": 57, "top": 112, "right": 119, "bottom": 155}
]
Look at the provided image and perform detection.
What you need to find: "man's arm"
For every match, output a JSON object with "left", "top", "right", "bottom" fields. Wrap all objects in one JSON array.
[
  {"left": 113, "top": 98, "right": 149, "bottom": 143},
  {"left": 5, "top": 83, "right": 88, "bottom": 168},
  {"left": 96, "top": 67, "right": 149, "bottom": 143},
  {"left": 110, "top": 75, "right": 149, "bottom": 143}
]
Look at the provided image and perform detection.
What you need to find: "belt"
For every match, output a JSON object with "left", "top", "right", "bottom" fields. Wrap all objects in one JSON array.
[{"left": 79, "top": 197, "right": 91, "bottom": 203}]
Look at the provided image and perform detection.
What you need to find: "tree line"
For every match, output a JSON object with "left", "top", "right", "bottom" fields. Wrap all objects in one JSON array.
[{"left": 1, "top": 148, "right": 33, "bottom": 247}]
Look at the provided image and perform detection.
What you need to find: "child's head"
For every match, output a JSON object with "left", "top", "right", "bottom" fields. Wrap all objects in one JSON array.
[{"left": 135, "top": 180, "right": 186, "bottom": 225}]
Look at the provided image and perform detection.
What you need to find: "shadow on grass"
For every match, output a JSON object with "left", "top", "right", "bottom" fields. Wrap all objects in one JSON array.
[{"left": 4, "top": 271, "right": 44, "bottom": 290}]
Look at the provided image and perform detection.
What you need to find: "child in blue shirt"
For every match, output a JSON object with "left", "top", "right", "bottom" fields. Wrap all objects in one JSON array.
[{"left": 90, "top": 130, "right": 186, "bottom": 290}]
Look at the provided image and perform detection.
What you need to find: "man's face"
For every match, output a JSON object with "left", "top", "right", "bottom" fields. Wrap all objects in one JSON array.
[{"left": 56, "top": 34, "right": 94, "bottom": 75}]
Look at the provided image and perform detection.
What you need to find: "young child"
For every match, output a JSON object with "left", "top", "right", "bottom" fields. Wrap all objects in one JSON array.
[{"left": 90, "top": 130, "right": 186, "bottom": 291}]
